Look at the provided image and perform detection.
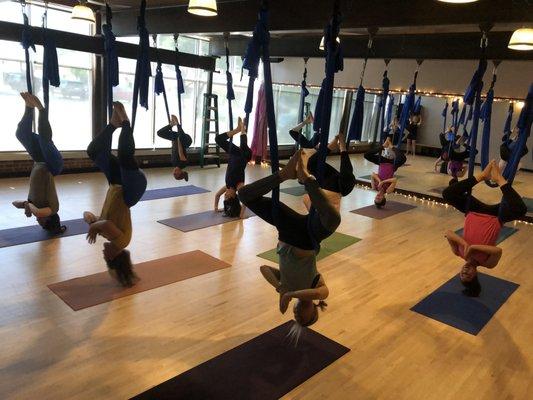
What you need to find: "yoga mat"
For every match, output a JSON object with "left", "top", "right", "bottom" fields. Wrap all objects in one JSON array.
[
  {"left": 0, "top": 218, "right": 88, "bottom": 248},
  {"left": 280, "top": 186, "right": 307, "bottom": 197},
  {"left": 131, "top": 321, "right": 350, "bottom": 400},
  {"left": 140, "top": 185, "right": 210, "bottom": 201},
  {"left": 455, "top": 225, "right": 518, "bottom": 245},
  {"left": 411, "top": 273, "right": 519, "bottom": 335},
  {"left": 358, "top": 174, "right": 404, "bottom": 181},
  {"left": 350, "top": 201, "right": 416, "bottom": 220},
  {"left": 48, "top": 250, "right": 230, "bottom": 311},
  {"left": 158, "top": 209, "right": 255, "bottom": 233},
  {"left": 523, "top": 197, "right": 533, "bottom": 213},
  {"left": 257, "top": 232, "right": 361, "bottom": 263}
]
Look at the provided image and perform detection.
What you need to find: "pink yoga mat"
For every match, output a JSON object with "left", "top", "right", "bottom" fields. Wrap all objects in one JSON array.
[{"left": 48, "top": 250, "right": 230, "bottom": 311}]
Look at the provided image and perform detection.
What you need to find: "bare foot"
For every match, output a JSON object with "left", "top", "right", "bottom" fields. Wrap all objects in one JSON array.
[
  {"left": 28, "top": 94, "right": 44, "bottom": 111},
  {"left": 305, "top": 112, "right": 314, "bottom": 125},
  {"left": 489, "top": 159, "right": 507, "bottom": 186},
  {"left": 20, "top": 92, "right": 33, "bottom": 107},
  {"left": 110, "top": 104, "right": 121, "bottom": 128},
  {"left": 114, "top": 102, "right": 129, "bottom": 124},
  {"left": 297, "top": 150, "right": 312, "bottom": 183},
  {"left": 24, "top": 202, "right": 32, "bottom": 217},
  {"left": 279, "top": 150, "right": 299, "bottom": 181}
]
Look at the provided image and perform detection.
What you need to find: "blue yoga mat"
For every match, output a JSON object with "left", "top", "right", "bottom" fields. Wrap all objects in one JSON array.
[
  {"left": 523, "top": 197, "right": 533, "bottom": 213},
  {"left": 140, "top": 185, "right": 210, "bottom": 201},
  {"left": 411, "top": 273, "right": 519, "bottom": 335},
  {"left": 455, "top": 225, "right": 518, "bottom": 245},
  {"left": 0, "top": 218, "right": 88, "bottom": 248}
]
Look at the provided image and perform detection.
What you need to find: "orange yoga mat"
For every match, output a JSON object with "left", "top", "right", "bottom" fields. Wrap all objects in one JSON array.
[{"left": 48, "top": 250, "right": 230, "bottom": 311}]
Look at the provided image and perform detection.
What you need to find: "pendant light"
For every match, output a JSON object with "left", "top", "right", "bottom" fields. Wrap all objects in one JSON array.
[
  {"left": 437, "top": 0, "right": 478, "bottom": 3},
  {"left": 318, "top": 36, "right": 341, "bottom": 51},
  {"left": 71, "top": 0, "right": 95, "bottom": 23},
  {"left": 188, "top": 0, "right": 218, "bottom": 17},
  {"left": 508, "top": 28, "right": 533, "bottom": 51}
]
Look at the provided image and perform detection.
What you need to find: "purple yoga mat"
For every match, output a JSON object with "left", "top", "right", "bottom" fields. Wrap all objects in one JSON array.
[
  {"left": 0, "top": 218, "right": 88, "bottom": 248},
  {"left": 350, "top": 201, "right": 416, "bottom": 220},
  {"left": 158, "top": 209, "right": 255, "bottom": 232},
  {"left": 131, "top": 321, "right": 350, "bottom": 400},
  {"left": 140, "top": 185, "right": 210, "bottom": 201}
]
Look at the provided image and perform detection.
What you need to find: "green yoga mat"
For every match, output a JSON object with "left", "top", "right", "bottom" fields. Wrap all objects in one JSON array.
[
  {"left": 280, "top": 186, "right": 307, "bottom": 196},
  {"left": 257, "top": 232, "right": 361, "bottom": 263}
]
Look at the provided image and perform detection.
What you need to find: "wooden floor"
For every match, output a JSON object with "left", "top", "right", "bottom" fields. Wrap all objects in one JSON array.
[{"left": 0, "top": 155, "right": 532, "bottom": 400}]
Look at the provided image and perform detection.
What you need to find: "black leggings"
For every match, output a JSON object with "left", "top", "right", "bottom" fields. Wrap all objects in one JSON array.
[
  {"left": 157, "top": 124, "right": 191, "bottom": 168},
  {"left": 289, "top": 130, "right": 355, "bottom": 196},
  {"left": 364, "top": 145, "right": 407, "bottom": 169},
  {"left": 442, "top": 176, "right": 527, "bottom": 224},
  {"left": 238, "top": 173, "right": 341, "bottom": 251}
]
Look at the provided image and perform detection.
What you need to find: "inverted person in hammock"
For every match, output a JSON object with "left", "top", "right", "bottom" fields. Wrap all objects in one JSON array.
[
  {"left": 499, "top": 126, "right": 529, "bottom": 174},
  {"left": 364, "top": 135, "right": 407, "bottom": 208},
  {"left": 12, "top": 92, "right": 66, "bottom": 235},
  {"left": 84, "top": 102, "right": 147, "bottom": 287},
  {"left": 214, "top": 117, "right": 252, "bottom": 218},
  {"left": 288, "top": 112, "right": 356, "bottom": 202},
  {"left": 157, "top": 114, "right": 193, "bottom": 181},
  {"left": 443, "top": 160, "right": 527, "bottom": 297},
  {"left": 238, "top": 150, "right": 341, "bottom": 340}
]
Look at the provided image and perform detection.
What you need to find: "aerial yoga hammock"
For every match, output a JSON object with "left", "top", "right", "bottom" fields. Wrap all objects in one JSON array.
[
  {"left": 442, "top": 32, "right": 528, "bottom": 298},
  {"left": 84, "top": 1, "right": 147, "bottom": 287},
  {"left": 363, "top": 60, "right": 406, "bottom": 208},
  {"left": 238, "top": 0, "right": 343, "bottom": 339},
  {"left": 12, "top": 3, "right": 66, "bottom": 235},
  {"left": 498, "top": 102, "right": 529, "bottom": 174},
  {"left": 213, "top": 35, "right": 252, "bottom": 218},
  {"left": 154, "top": 34, "right": 193, "bottom": 181}
]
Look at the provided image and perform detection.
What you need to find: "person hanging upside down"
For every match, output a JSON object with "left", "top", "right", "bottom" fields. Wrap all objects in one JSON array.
[
  {"left": 214, "top": 117, "right": 252, "bottom": 218},
  {"left": 499, "top": 126, "right": 529, "bottom": 174},
  {"left": 84, "top": 102, "right": 147, "bottom": 287},
  {"left": 446, "top": 136, "right": 474, "bottom": 185},
  {"left": 288, "top": 112, "right": 356, "bottom": 203},
  {"left": 157, "top": 114, "right": 193, "bottom": 181},
  {"left": 238, "top": 151, "right": 341, "bottom": 336},
  {"left": 442, "top": 160, "right": 527, "bottom": 297},
  {"left": 364, "top": 136, "right": 407, "bottom": 208},
  {"left": 12, "top": 92, "right": 65, "bottom": 235}
]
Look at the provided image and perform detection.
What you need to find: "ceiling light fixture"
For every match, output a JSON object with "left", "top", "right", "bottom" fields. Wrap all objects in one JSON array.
[
  {"left": 508, "top": 28, "right": 533, "bottom": 51},
  {"left": 71, "top": 1, "right": 95, "bottom": 23},
  {"left": 188, "top": 0, "right": 218, "bottom": 17}
]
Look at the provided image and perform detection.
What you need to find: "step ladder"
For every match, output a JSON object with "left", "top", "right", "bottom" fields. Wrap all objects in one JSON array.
[{"left": 199, "top": 94, "right": 221, "bottom": 168}]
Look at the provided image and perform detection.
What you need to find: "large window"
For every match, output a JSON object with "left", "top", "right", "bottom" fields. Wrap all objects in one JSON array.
[{"left": 0, "top": 3, "right": 93, "bottom": 152}]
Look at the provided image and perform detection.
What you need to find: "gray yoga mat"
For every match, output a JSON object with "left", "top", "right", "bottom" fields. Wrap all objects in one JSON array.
[
  {"left": 350, "top": 201, "right": 416, "bottom": 220},
  {"left": 158, "top": 209, "right": 255, "bottom": 232},
  {"left": 131, "top": 321, "right": 350, "bottom": 400},
  {"left": 140, "top": 185, "right": 210, "bottom": 201},
  {"left": 0, "top": 218, "right": 88, "bottom": 248}
]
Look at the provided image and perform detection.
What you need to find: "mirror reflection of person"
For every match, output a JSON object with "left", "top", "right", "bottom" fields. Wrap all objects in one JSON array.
[{"left": 406, "top": 112, "right": 421, "bottom": 157}]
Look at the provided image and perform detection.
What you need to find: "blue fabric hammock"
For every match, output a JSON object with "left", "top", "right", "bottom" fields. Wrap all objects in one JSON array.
[
  {"left": 396, "top": 73, "right": 418, "bottom": 147},
  {"left": 503, "top": 83, "right": 533, "bottom": 183},
  {"left": 225, "top": 41, "right": 235, "bottom": 131},
  {"left": 21, "top": 11, "right": 35, "bottom": 94},
  {"left": 347, "top": 85, "right": 365, "bottom": 142},
  {"left": 41, "top": 10, "right": 60, "bottom": 111},
  {"left": 242, "top": 6, "right": 280, "bottom": 215},
  {"left": 298, "top": 60, "right": 309, "bottom": 125},
  {"left": 154, "top": 57, "right": 170, "bottom": 121},
  {"left": 131, "top": 0, "right": 152, "bottom": 131},
  {"left": 503, "top": 103, "right": 513, "bottom": 147},
  {"left": 313, "top": 80, "right": 325, "bottom": 133},
  {"left": 174, "top": 36, "right": 185, "bottom": 123},
  {"left": 102, "top": 4, "right": 119, "bottom": 120},
  {"left": 465, "top": 58, "right": 488, "bottom": 178},
  {"left": 413, "top": 96, "right": 422, "bottom": 114},
  {"left": 480, "top": 83, "right": 495, "bottom": 171},
  {"left": 378, "top": 68, "right": 390, "bottom": 143},
  {"left": 441, "top": 101, "right": 449, "bottom": 134}
]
